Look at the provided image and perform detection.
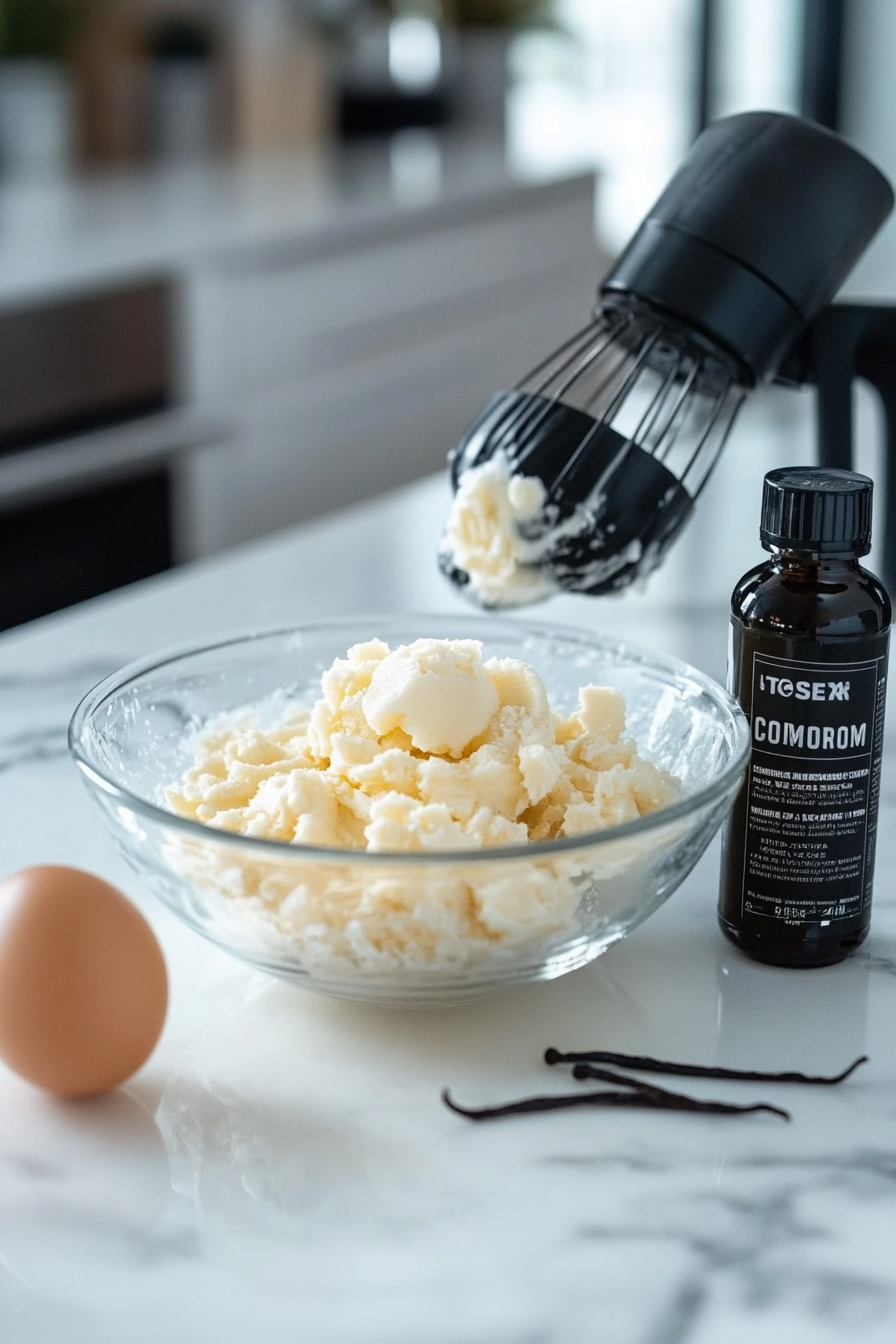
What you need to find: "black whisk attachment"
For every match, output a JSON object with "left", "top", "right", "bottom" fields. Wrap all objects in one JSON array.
[
  {"left": 440, "top": 112, "right": 893, "bottom": 608},
  {"left": 442, "top": 297, "right": 746, "bottom": 600}
]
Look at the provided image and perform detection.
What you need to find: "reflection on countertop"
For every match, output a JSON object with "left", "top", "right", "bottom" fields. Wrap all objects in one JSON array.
[{"left": 0, "top": 133, "right": 589, "bottom": 308}]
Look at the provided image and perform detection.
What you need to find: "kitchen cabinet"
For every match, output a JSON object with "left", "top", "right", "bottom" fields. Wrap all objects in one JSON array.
[
  {"left": 0, "top": 282, "right": 187, "bottom": 629},
  {"left": 0, "top": 143, "right": 599, "bottom": 589},
  {"left": 181, "top": 170, "right": 598, "bottom": 555}
]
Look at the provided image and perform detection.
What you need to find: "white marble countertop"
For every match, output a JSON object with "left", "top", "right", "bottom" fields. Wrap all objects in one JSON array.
[
  {"left": 0, "top": 136, "right": 588, "bottom": 309},
  {"left": 2, "top": 393, "right": 896, "bottom": 1343}
]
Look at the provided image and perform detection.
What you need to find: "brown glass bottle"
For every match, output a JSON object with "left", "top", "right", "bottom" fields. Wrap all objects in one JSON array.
[{"left": 719, "top": 468, "right": 890, "bottom": 967}]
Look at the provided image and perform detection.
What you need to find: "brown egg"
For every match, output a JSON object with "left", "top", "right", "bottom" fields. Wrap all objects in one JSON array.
[{"left": 0, "top": 866, "right": 168, "bottom": 1098}]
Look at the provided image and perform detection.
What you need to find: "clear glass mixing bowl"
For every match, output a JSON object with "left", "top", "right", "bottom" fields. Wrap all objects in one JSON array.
[{"left": 69, "top": 617, "right": 749, "bottom": 1005}]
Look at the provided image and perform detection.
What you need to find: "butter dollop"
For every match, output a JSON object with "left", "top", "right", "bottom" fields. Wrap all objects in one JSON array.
[{"left": 362, "top": 638, "right": 499, "bottom": 757}]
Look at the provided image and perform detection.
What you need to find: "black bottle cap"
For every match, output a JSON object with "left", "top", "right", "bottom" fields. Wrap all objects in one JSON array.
[
  {"left": 602, "top": 113, "right": 894, "bottom": 384},
  {"left": 760, "top": 467, "right": 873, "bottom": 556}
]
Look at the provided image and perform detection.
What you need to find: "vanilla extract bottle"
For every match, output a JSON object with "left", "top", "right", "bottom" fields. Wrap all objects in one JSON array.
[{"left": 719, "top": 468, "right": 891, "bottom": 967}]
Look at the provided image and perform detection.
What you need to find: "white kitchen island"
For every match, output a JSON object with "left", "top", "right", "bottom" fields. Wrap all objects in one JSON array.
[
  {"left": 1, "top": 410, "right": 896, "bottom": 1343},
  {"left": 0, "top": 140, "right": 598, "bottom": 565}
]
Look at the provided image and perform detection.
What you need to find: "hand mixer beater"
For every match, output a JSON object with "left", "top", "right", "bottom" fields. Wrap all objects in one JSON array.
[{"left": 440, "top": 112, "right": 894, "bottom": 607}]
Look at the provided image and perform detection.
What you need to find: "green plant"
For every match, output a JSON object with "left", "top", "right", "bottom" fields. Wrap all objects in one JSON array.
[
  {"left": 0, "top": 0, "right": 92, "bottom": 60},
  {"left": 376, "top": 0, "right": 555, "bottom": 28},
  {"left": 440, "top": 0, "right": 554, "bottom": 27}
]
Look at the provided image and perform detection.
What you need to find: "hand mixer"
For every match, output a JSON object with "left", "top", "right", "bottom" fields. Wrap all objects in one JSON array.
[{"left": 439, "top": 112, "right": 895, "bottom": 606}]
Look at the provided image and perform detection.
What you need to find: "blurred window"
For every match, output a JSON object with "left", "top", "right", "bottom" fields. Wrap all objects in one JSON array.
[
  {"left": 389, "top": 16, "right": 442, "bottom": 92},
  {"left": 507, "top": 0, "right": 803, "bottom": 252},
  {"left": 709, "top": 0, "right": 802, "bottom": 120}
]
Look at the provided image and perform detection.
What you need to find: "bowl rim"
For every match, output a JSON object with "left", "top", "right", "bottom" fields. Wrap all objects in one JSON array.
[{"left": 68, "top": 614, "right": 751, "bottom": 866}]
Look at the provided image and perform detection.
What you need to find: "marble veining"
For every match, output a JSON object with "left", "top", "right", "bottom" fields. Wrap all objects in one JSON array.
[
  {"left": 854, "top": 949, "right": 896, "bottom": 977},
  {"left": 0, "top": 729, "right": 71, "bottom": 775},
  {"left": 0, "top": 660, "right": 126, "bottom": 776},
  {"left": 572, "top": 1164, "right": 896, "bottom": 1344},
  {"left": 0, "top": 660, "right": 119, "bottom": 695}
]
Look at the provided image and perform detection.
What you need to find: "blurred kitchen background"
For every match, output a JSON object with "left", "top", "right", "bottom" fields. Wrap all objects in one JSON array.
[{"left": 0, "top": 0, "right": 894, "bottom": 631}]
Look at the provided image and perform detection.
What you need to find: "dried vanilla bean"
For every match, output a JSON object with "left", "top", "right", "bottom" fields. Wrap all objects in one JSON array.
[
  {"left": 565, "top": 1062, "right": 696, "bottom": 1100},
  {"left": 544, "top": 1048, "right": 868, "bottom": 1086},
  {"left": 570, "top": 1061, "right": 742, "bottom": 1102},
  {"left": 570, "top": 1062, "right": 788, "bottom": 1118},
  {"left": 441, "top": 1088, "right": 790, "bottom": 1122}
]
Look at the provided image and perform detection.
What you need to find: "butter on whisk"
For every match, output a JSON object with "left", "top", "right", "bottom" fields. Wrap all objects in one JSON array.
[{"left": 440, "top": 451, "right": 588, "bottom": 609}]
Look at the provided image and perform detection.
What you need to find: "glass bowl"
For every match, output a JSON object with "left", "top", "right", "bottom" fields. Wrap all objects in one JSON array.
[{"left": 69, "top": 616, "right": 749, "bottom": 1005}]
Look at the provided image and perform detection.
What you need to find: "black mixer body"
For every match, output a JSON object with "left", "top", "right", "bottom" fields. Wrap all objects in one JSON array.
[{"left": 442, "top": 112, "right": 895, "bottom": 606}]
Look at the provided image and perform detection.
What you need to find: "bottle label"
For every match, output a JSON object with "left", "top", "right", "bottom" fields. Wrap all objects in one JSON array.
[{"left": 737, "top": 651, "right": 887, "bottom": 929}]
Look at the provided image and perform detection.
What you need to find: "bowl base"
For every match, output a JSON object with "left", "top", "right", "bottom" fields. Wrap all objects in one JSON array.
[{"left": 233, "top": 934, "right": 621, "bottom": 1007}]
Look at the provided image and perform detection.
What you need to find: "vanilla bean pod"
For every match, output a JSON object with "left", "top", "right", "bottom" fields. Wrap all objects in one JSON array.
[
  {"left": 544, "top": 1048, "right": 867, "bottom": 1086},
  {"left": 441, "top": 1088, "right": 790, "bottom": 1122},
  {"left": 567, "top": 1062, "right": 698, "bottom": 1100},
  {"left": 570, "top": 1062, "right": 790, "bottom": 1117},
  {"left": 569, "top": 1061, "right": 754, "bottom": 1103}
]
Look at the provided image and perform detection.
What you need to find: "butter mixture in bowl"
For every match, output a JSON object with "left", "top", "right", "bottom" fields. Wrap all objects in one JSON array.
[
  {"left": 69, "top": 618, "right": 749, "bottom": 1003},
  {"left": 168, "top": 638, "right": 678, "bottom": 850}
]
